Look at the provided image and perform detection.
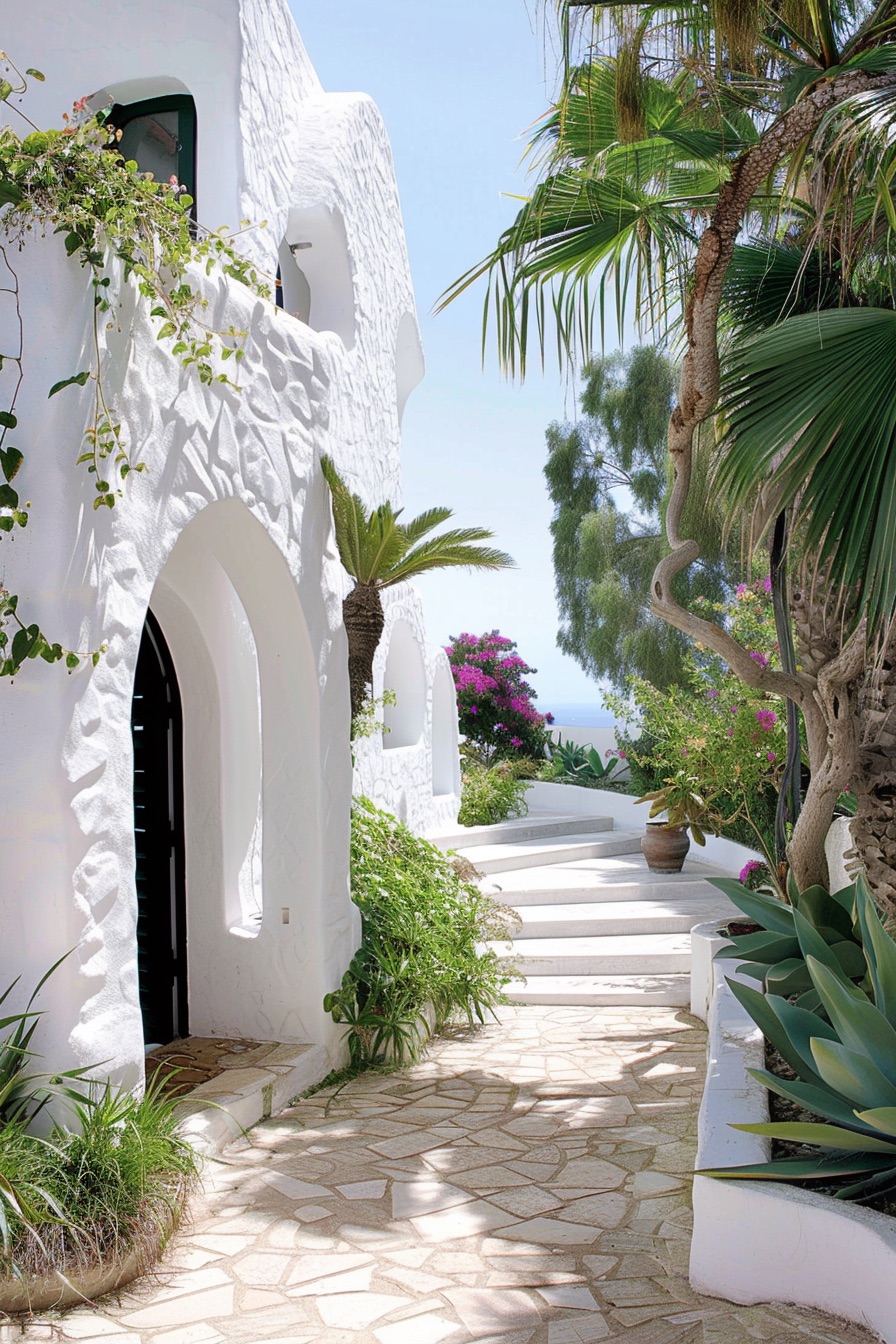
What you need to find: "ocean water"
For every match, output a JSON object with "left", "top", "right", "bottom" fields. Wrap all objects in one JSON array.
[{"left": 543, "top": 701, "right": 616, "bottom": 728}]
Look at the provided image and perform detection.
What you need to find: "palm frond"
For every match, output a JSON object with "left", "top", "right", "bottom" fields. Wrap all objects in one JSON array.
[
  {"left": 382, "top": 537, "right": 515, "bottom": 589},
  {"left": 717, "top": 305, "right": 896, "bottom": 633},
  {"left": 402, "top": 506, "right": 455, "bottom": 543},
  {"left": 320, "top": 454, "right": 368, "bottom": 580}
]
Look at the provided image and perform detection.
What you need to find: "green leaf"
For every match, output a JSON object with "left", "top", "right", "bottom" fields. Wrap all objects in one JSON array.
[
  {"left": 63, "top": 233, "right": 83, "bottom": 256},
  {"left": 697, "top": 1154, "right": 896, "bottom": 1181},
  {"left": 48, "top": 372, "right": 89, "bottom": 398},
  {"left": 707, "top": 880, "right": 796, "bottom": 935},
  {"left": 0, "top": 448, "right": 23, "bottom": 482},
  {"left": 856, "top": 1107, "right": 896, "bottom": 1139},
  {"left": 714, "top": 931, "right": 801, "bottom": 963},
  {"left": 810, "top": 1037, "right": 896, "bottom": 1109},
  {"left": 0, "top": 412, "right": 17, "bottom": 430},
  {"left": 0, "top": 485, "right": 18, "bottom": 510},
  {"left": 732, "top": 1121, "right": 896, "bottom": 1154},
  {"left": 0, "top": 82, "right": 12, "bottom": 103},
  {"left": 856, "top": 875, "right": 896, "bottom": 1021},
  {"left": 64, "top": 652, "right": 79, "bottom": 670},
  {"left": 0, "top": 179, "right": 22, "bottom": 208}
]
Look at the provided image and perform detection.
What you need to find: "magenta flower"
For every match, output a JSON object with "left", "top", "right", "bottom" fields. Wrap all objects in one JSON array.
[
  {"left": 726, "top": 727, "right": 734, "bottom": 737},
  {"left": 730, "top": 705, "right": 739, "bottom": 714},
  {"left": 707, "top": 688, "right": 719, "bottom": 699},
  {"left": 736, "top": 584, "right": 748, "bottom": 597},
  {"left": 469, "top": 704, "right": 478, "bottom": 716},
  {"left": 756, "top": 709, "right": 777, "bottom": 730},
  {"left": 763, "top": 576, "right": 772, "bottom": 593},
  {"left": 510, "top": 736, "right": 523, "bottom": 747},
  {"left": 767, "top": 750, "right": 776, "bottom": 762},
  {"left": 739, "top": 860, "right": 762, "bottom": 884},
  {"left": 749, "top": 651, "right": 768, "bottom": 669}
]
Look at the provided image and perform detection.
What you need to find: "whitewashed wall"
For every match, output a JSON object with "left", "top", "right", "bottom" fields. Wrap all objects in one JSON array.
[{"left": 0, "top": 0, "right": 442, "bottom": 1089}]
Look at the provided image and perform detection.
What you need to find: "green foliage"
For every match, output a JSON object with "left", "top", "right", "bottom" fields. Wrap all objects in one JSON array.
[
  {"left": 545, "top": 737, "right": 624, "bottom": 788},
  {"left": 458, "top": 759, "right": 531, "bottom": 827},
  {"left": 712, "top": 874, "right": 867, "bottom": 1010},
  {"left": 700, "top": 875, "right": 896, "bottom": 1203},
  {"left": 0, "top": 1075, "right": 197, "bottom": 1280},
  {"left": 608, "top": 580, "right": 786, "bottom": 855},
  {"left": 319, "top": 457, "right": 513, "bottom": 589},
  {"left": 350, "top": 689, "right": 396, "bottom": 742},
  {"left": 324, "top": 799, "right": 515, "bottom": 1069},
  {"left": 545, "top": 348, "right": 737, "bottom": 691},
  {"left": 0, "top": 58, "right": 268, "bottom": 678}
]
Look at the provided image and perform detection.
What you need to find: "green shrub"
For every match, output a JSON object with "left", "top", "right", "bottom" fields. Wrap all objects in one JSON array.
[
  {"left": 458, "top": 760, "right": 531, "bottom": 827},
  {"left": 0, "top": 963, "right": 198, "bottom": 1283},
  {"left": 324, "top": 798, "right": 516, "bottom": 1068}
]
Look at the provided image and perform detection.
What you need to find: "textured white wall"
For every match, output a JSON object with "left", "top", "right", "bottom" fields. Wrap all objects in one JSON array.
[{"left": 0, "top": 0, "right": 443, "bottom": 1087}]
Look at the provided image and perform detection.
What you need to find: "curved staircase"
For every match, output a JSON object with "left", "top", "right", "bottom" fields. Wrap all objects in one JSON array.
[{"left": 432, "top": 805, "right": 740, "bottom": 1007}]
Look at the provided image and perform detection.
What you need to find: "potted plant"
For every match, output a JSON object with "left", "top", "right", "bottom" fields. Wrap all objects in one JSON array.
[{"left": 636, "top": 770, "right": 717, "bottom": 872}]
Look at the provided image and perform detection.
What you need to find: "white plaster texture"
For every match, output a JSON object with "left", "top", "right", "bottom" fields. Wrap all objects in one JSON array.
[
  {"left": 0, "top": 0, "right": 449, "bottom": 1091},
  {"left": 691, "top": 936, "right": 896, "bottom": 1342},
  {"left": 353, "top": 584, "right": 461, "bottom": 837}
]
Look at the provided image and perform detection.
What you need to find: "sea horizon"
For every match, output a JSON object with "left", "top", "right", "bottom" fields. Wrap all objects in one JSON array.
[{"left": 541, "top": 701, "right": 616, "bottom": 729}]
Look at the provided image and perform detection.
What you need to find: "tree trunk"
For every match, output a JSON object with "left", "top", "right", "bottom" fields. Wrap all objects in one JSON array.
[
  {"left": 854, "top": 638, "right": 896, "bottom": 917},
  {"left": 343, "top": 582, "right": 385, "bottom": 721}
]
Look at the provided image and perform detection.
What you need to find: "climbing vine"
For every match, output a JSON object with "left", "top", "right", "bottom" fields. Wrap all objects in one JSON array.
[{"left": 0, "top": 54, "right": 269, "bottom": 676}]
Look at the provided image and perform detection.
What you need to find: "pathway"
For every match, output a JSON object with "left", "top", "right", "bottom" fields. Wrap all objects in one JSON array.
[{"left": 12, "top": 1006, "right": 876, "bottom": 1344}]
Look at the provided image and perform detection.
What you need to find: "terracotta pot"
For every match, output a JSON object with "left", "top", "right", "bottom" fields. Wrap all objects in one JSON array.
[{"left": 640, "top": 821, "right": 690, "bottom": 873}]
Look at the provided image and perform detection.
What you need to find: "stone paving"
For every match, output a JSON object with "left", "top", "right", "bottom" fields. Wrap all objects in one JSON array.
[{"left": 7, "top": 1006, "right": 877, "bottom": 1344}]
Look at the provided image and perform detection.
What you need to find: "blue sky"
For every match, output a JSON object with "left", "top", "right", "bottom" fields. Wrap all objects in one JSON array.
[{"left": 291, "top": 0, "right": 611, "bottom": 713}]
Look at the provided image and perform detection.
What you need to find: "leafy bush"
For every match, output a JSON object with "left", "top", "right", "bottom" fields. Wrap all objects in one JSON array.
[
  {"left": 446, "top": 630, "right": 552, "bottom": 762},
  {"left": 608, "top": 579, "right": 786, "bottom": 855},
  {"left": 0, "top": 968, "right": 198, "bottom": 1283},
  {"left": 459, "top": 759, "right": 531, "bottom": 826},
  {"left": 700, "top": 874, "right": 896, "bottom": 1203},
  {"left": 0, "top": 1076, "right": 197, "bottom": 1281},
  {"left": 324, "top": 798, "right": 516, "bottom": 1067}
]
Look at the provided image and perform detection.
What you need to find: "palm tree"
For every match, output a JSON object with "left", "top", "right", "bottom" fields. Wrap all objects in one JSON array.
[
  {"left": 440, "top": 2, "right": 896, "bottom": 894},
  {"left": 320, "top": 456, "right": 514, "bottom": 720}
]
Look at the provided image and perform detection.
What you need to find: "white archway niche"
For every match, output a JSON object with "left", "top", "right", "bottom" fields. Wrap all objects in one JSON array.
[
  {"left": 431, "top": 661, "right": 461, "bottom": 798},
  {"left": 382, "top": 619, "right": 426, "bottom": 750},
  {"left": 280, "top": 204, "right": 356, "bottom": 348},
  {"left": 148, "top": 499, "right": 325, "bottom": 1042}
]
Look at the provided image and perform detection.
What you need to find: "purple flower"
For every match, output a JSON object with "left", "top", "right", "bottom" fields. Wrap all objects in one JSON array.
[
  {"left": 756, "top": 709, "right": 777, "bottom": 731},
  {"left": 469, "top": 704, "right": 478, "bottom": 716},
  {"left": 726, "top": 727, "right": 734, "bottom": 737},
  {"left": 707, "top": 689, "right": 719, "bottom": 699},
  {"left": 510, "top": 736, "right": 523, "bottom": 747},
  {"left": 730, "top": 705, "right": 739, "bottom": 714},
  {"left": 749, "top": 651, "right": 768, "bottom": 669},
  {"left": 736, "top": 584, "right": 748, "bottom": 597},
  {"left": 767, "top": 750, "right": 776, "bottom": 762},
  {"left": 739, "top": 860, "right": 762, "bottom": 884},
  {"left": 545, "top": 712, "right": 555, "bottom": 724},
  {"left": 763, "top": 576, "right": 772, "bottom": 593}
]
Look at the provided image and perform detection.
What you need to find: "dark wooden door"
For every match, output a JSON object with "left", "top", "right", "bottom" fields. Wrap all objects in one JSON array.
[{"left": 132, "top": 610, "right": 187, "bottom": 1045}]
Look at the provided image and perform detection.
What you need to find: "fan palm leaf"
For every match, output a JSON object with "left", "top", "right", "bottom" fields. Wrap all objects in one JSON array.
[{"left": 717, "top": 305, "right": 896, "bottom": 632}]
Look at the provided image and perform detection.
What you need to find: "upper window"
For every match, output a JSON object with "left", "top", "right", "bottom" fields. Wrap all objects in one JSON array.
[{"left": 108, "top": 94, "right": 197, "bottom": 205}]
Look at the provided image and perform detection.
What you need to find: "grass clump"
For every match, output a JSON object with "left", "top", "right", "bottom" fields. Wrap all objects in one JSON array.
[
  {"left": 0, "top": 965, "right": 199, "bottom": 1293},
  {"left": 458, "top": 759, "right": 531, "bottom": 827},
  {"left": 324, "top": 797, "right": 517, "bottom": 1070}
]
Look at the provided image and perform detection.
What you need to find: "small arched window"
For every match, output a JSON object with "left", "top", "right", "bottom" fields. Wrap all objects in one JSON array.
[{"left": 108, "top": 94, "right": 197, "bottom": 206}]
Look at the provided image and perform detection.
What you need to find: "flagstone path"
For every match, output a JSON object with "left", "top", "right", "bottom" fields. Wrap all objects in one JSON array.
[{"left": 8, "top": 1006, "right": 876, "bottom": 1344}]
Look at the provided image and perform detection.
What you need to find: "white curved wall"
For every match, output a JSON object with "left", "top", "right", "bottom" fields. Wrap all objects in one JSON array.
[
  {"left": 383, "top": 619, "right": 426, "bottom": 750},
  {"left": 431, "top": 660, "right": 461, "bottom": 798}
]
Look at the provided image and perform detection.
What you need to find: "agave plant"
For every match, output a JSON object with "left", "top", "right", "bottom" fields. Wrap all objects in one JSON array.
[
  {"left": 700, "top": 874, "right": 896, "bottom": 1202},
  {"left": 549, "top": 738, "right": 622, "bottom": 787},
  {"left": 711, "top": 874, "right": 867, "bottom": 1012}
]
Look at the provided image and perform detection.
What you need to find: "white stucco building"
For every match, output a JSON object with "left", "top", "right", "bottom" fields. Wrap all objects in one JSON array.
[{"left": 0, "top": 0, "right": 460, "bottom": 1092}]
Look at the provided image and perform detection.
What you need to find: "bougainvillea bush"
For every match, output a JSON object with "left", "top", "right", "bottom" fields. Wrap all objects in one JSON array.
[
  {"left": 446, "top": 630, "right": 552, "bottom": 763},
  {"left": 607, "top": 579, "right": 787, "bottom": 854}
]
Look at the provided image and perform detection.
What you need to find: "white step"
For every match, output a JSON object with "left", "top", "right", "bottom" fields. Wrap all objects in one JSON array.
[
  {"left": 432, "top": 813, "right": 614, "bottom": 851},
  {"left": 505, "top": 973, "right": 691, "bottom": 1007},
  {"left": 487, "top": 862, "right": 730, "bottom": 905},
  {"left": 460, "top": 830, "right": 642, "bottom": 874},
  {"left": 509, "top": 894, "right": 738, "bottom": 939},
  {"left": 491, "top": 932, "right": 692, "bottom": 976}
]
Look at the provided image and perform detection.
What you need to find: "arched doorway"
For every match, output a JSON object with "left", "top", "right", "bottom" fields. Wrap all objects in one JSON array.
[{"left": 132, "top": 609, "right": 187, "bottom": 1045}]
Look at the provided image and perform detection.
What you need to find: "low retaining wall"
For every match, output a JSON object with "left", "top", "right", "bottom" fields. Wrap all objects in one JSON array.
[{"left": 690, "top": 923, "right": 896, "bottom": 1342}]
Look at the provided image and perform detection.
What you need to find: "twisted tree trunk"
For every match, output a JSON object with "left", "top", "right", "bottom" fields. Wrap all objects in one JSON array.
[
  {"left": 343, "top": 582, "right": 385, "bottom": 721},
  {"left": 854, "top": 641, "right": 896, "bottom": 917},
  {"left": 649, "top": 69, "right": 896, "bottom": 890}
]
